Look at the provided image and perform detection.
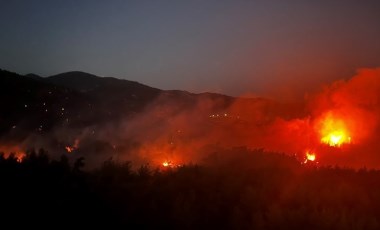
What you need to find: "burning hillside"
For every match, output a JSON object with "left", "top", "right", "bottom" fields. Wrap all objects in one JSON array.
[
  {"left": 317, "top": 112, "right": 352, "bottom": 147},
  {"left": 126, "top": 68, "right": 380, "bottom": 168},
  {"left": 0, "top": 68, "right": 379, "bottom": 168},
  {"left": 273, "top": 68, "right": 380, "bottom": 166}
]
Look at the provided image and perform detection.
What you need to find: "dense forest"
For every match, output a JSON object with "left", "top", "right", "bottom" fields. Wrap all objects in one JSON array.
[{"left": 1, "top": 148, "right": 379, "bottom": 229}]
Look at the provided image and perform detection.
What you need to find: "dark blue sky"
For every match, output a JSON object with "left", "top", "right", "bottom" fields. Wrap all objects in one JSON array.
[{"left": 1, "top": 0, "right": 380, "bottom": 97}]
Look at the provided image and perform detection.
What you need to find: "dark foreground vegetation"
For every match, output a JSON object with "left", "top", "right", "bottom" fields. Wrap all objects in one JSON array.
[{"left": 1, "top": 148, "right": 380, "bottom": 229}]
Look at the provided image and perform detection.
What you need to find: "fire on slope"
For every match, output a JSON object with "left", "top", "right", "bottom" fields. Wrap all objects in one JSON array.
[
  {"left": 0, "top": 68, "right": 378, "bottom": 168},
  {"left": 316, "top": 112, "right": 352, "bottom": 147},
  {"left": 65, "top": 139, "right": 80, "bottom": 153},
  {"left": 0, "top": 145, "right": 26, "bottom": 163},
  {"left": 251, "top": 68, "right": 380, "bottom": 167},
  {"left": 306, "top": 151, "right": 316, "bottom": 162},
  {"left": 298, "top": 68, "right": 380, "bottom": 166},
  {"left": 313, "top": 68, "right": 380, "bottom": 148}
]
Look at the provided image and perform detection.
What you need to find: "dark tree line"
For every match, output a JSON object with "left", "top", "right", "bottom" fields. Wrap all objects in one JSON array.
[{"left": 1, "top": 148, "right": 380, "bottom": 229}]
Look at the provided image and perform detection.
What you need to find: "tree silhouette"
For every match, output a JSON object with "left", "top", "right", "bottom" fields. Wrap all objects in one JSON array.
[{"left": 1, "top": 147, "right": 380, "bottom": 229}]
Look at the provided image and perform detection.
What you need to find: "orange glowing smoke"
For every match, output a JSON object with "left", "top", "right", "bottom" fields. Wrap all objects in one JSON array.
[{"left": 316, "top": 112, "right": 352, "bottom": 147}]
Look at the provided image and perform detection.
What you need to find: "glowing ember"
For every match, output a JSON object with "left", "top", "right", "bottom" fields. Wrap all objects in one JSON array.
[
  {"left": 0, "top": 146, "right": 26, "bottom": 163},
  {"left": 65, "top": 146, "right": 75, "bottom": 153},
  {"left": 162, "top": 161, "right": 172, "bottom": 167},
  {"left": 306, "top": 151, "right": 316, "bottom": 161},
  {"left": 161, "top": 160, "right": 182, "bottom": 168},
  {"left": 317, "top": 113, "right": 352, "bottom": 147},
  {"left": 15, "top": 152, "right": 26, "bottom": 163},
  {"left": 65, "top": 139, "right": 80, "bottom": 153}
]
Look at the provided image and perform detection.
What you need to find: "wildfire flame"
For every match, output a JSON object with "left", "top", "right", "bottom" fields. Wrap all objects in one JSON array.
[
  {"left": 0, "top": 146, "right": 26, "bottom": 163},
  {"left": 65, "top": 146, "right": 75, "bottom": 153},
  {"left": 162, "top": 161, "right": 172, "bottom": 167},
  {"left": 306, "top": 151, "right": 316, "bottom": 161},
  {"left": 65, "top": 139, "right": 80, "bottom": 153},
  {"left": 317, "top": 113, "right": 352, "bottom": 147},
  {"left": 15, "top": 152, "right": 26, "bottom": 162},
  {"left": 161, "top": 160, "right": 182, "bottom": 168}
]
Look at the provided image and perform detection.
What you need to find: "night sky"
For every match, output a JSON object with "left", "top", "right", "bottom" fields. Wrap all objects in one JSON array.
[{"left": 1, "top": 0, "right": 380, "bottom": 98}]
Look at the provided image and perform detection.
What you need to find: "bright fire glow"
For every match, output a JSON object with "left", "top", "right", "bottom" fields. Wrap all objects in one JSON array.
[
  {"left": 15, "top": 152, "right": 25, "bottom": 163},
  {"left": 1, "top": 151, "right": 26, "bottom": 163},
  {"left": 306, "top": 151, "right": 316, "bottom": 161},
  {"left": 65, "top": 146, "right": 75, "bottom": 153},
  {"left": 318, "top": 113, "right": 352, "bottom": 147},
  {"left": 162, "top": 161, "right": 172, "bottom": 167},
  {"left": 65, "top": 139, "right": 80, "bottom": 153},
  {"left": 161, "top": 160, "right": 182, "bottom": 168},
  {"left": 0, "top": 145, "right": 26, "bottom": 163}
]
